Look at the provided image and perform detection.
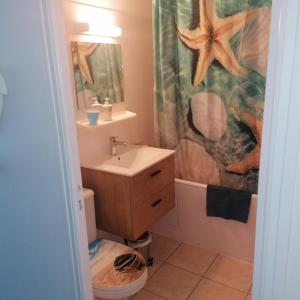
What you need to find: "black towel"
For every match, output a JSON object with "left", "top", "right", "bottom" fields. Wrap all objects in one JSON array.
[{"left": 206, "top": 185, "right": 252, "bottom": 223}]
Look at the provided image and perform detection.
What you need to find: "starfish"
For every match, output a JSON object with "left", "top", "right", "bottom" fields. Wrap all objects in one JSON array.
[
  {"left": 226, "top": 110, "right": 262, "bottom": 175},
  {"left": 177, "top": 0, "right": 263, "bottom": 86},
  {"left": 71, "top": 42, "right": 97, "bottom": 85}
]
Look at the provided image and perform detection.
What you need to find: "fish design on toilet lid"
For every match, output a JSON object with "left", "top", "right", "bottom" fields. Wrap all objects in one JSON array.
[
  {"left": 91, "top": 239, "right": 147, "bottom": 288},
  {"left": 114, "top": 253, "right": 145, "bottom": 273}
]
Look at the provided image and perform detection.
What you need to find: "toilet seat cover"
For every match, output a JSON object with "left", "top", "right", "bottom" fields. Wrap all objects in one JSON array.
[{"left": 91, "top": 239, "right": 147, "bottom": 291}]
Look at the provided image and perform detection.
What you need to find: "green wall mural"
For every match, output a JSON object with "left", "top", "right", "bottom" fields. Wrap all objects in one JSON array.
[{"left": 153, "top": 0, "right": 272, "bottom": 192}]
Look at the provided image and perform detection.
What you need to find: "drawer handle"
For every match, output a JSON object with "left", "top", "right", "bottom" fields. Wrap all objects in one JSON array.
[
  {"left": 152, "top": 198, "right": 162, "bottom": 207},
  {"left": 150, "top": 170, "right": 162, "bottom": 177}
]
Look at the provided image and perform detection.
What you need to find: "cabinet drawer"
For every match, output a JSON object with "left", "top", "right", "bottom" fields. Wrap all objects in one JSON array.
[
  {"left": 131, "top": 156, "right": 174, "bottom": 206},
  {"left": 132, "top": 183, "right": 175, "bottom": 240}
]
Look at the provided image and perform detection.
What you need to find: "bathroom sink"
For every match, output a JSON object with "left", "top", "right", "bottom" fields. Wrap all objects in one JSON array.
[{"left": 83, "top": 146, "right": 175, "bottom": 176}]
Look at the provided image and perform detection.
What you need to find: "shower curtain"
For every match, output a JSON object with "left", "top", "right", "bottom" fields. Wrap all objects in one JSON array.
[{"left": 153, "top": 0, "right": 272, "bottom": 192}]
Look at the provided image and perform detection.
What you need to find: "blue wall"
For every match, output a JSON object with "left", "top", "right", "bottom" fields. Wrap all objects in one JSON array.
[{"left": 0, "top": 1, "right": 80, "bottom": 299}]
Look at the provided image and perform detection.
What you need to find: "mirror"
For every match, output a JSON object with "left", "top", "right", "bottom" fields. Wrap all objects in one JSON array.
[{"left": 71, "top": 41, "right": 124, "bottom": 110}]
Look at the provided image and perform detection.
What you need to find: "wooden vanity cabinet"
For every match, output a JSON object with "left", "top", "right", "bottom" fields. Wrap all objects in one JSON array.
[{"left": 81, "top": 155, "right": 175, "bottom": 240}]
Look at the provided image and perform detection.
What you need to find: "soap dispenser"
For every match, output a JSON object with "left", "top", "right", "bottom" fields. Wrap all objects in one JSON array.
[
  {"left": 90, "top": 96, "right": 101, "bottom": 109},
  {"left": 101, "top": 98, "right": 112, "bottom": 121}
]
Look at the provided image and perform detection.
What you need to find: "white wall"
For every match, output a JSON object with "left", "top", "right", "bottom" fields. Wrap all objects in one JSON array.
[
  {"left": 63, "top": 0, "right": 154, "bottom": 165},
  {"left": 71, "top": 0, "right": 152, "bottom": 19}
]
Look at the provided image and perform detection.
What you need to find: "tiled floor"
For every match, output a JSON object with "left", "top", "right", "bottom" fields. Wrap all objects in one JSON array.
[{"left": 133, "top": 233, "right": 253, "bottom": 300}]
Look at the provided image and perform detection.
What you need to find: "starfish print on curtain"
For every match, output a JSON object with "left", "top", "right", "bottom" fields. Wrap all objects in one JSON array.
[
  {"left": 177, "top": 0, "right": 266, "bottom": 86},
  {"left": 226, "top": 110, "right": 262, "bottom": 174},
  {"left": 71, "top": 42, "right": 97, "bottom": 85}
]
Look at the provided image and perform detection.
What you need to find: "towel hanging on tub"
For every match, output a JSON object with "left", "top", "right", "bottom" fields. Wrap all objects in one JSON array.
[{"left": 206, "top": 185, "right": 252, "bottom": 223}]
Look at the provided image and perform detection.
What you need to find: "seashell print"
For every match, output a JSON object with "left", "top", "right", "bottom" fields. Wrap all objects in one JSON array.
[
  {"left": 191, "top": 92, "right": 228, "bottom": 141},
  {"left": 175, "top": 139, "right": 220, "bottom": 185},
  {"left": 239, "top": 7, "right": 271, "bottom": 76}
]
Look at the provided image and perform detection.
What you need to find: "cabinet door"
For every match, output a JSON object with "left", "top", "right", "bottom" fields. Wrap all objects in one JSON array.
[
  {"left": 132, "top": 183, "right": 175, "bottom": 239},
  {"left": 82, "top": 168, "right": 132, "bottom": 238},
  {"left": 131, "top": 156, "right": 174, "bottom": 207}
]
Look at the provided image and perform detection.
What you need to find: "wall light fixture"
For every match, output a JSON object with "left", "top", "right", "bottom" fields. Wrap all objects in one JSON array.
[{"left": 75, "top": 22, "right": 122, "bottom": 38}]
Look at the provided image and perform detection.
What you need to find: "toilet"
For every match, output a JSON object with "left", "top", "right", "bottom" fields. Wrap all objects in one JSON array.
[{"left": 83, "top": 188, "right": 148, "bottom": 300}]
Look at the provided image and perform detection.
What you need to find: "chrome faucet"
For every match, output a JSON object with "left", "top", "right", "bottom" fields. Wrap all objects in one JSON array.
[{"left": 110, "top": 136, "right": 129, "bottom": 156}]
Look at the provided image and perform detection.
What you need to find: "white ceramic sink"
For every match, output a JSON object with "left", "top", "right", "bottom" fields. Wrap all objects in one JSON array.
[{"left": 83, "top": 146, "right": 175, "bottom": 176}]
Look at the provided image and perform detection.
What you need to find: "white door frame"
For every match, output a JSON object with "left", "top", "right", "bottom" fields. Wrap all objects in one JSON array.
[
  {"left": 40, "top": 0, "right": 93, "bottom": 299},
  {"left": 254, "top": 0, "right": 300, "bottom": 299}
]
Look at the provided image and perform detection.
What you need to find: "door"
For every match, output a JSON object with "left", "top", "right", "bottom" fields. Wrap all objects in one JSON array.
[
  {"left": 0, "top": 0, "right": 92, "bottom": 299},
  {"left": 254, "top": 0, "right": 300, "bottom": 299}
]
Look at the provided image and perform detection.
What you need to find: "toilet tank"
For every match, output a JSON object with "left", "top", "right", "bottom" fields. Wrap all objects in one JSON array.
[{"left": 83, "top": 188, "right": 97, "bottom": 244}]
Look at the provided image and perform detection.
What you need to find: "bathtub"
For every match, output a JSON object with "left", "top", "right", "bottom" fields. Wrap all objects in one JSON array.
[{"left": 151, "top": 179, "right": 257, "bottom": 262}]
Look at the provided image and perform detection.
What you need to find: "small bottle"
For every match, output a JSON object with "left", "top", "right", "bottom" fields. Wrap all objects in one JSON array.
[
  {"left": 101, "top": 98, "right": 112, "bottom": 121},
  {"left": 90, "top": 96, "right": 101, "bottom": 109}
]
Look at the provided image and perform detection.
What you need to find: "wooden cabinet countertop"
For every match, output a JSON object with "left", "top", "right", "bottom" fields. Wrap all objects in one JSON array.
[{"left": 82, "top": 155, "right": 175, "bottom": 240}]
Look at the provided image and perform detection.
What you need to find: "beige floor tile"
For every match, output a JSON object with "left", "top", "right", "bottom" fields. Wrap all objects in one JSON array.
[
  {"left": 133, "top": 289, "right": 165, "bottom": 300},
  {"left": 205, "top": 256, "right": 253, "bottom": 292},
  {"left": 167, "top": 243, "right": 217, "bottom": 275},
  {"left": 152, "top": 233, "right": 161, "bottom": 241},
  {"left": 189, "top": 278, "right": 247, "bottom": 300},
  {"left": 145, "top": 263, "right": 200, "bottom": 300},
  {"left": 150, "top": 233, "right": 181, "bottom": 261},
  {"left": 148, "top": 258, "right": 164, "bottom": 279}
]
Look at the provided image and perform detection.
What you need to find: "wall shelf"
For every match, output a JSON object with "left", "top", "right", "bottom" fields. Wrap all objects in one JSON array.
[{"left": 77, "top": 110, "right": 136, "bottom": 128}]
